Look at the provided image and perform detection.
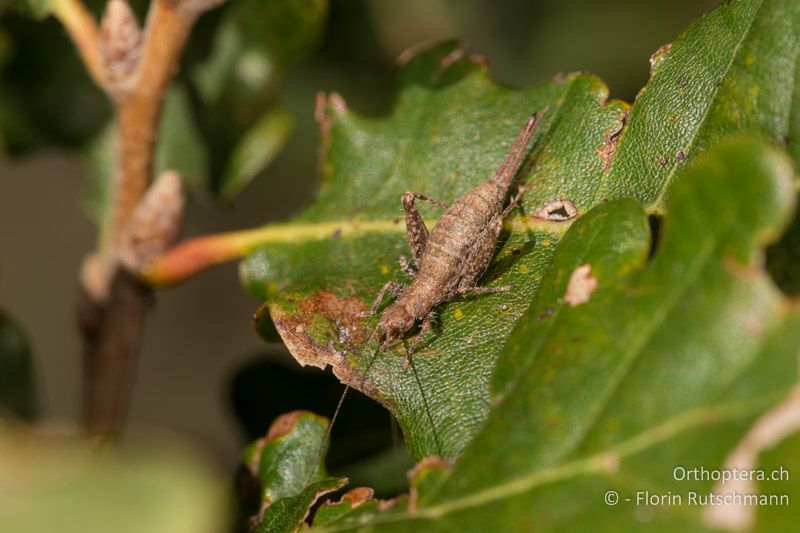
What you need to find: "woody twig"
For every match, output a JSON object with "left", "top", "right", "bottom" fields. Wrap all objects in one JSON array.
[{"left": 53, "top": 0, "right": 224, "bottom": 433}]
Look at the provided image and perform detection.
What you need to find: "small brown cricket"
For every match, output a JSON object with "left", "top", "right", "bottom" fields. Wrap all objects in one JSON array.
[{"left": 365, "top": 111, "right": 544, "bottom": 365}]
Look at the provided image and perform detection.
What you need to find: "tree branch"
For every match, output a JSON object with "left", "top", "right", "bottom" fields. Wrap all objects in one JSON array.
[{"left": 55, "top": 0, "right": 225, "bottom": 433}]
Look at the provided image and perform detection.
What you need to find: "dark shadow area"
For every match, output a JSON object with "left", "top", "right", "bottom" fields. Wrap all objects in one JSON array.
[
  {"left": 228, "top": 354, "right": 396, "bottom": 469},
  {"left": 767, "top": 200, "right": 800, "bottom": 296},
  {"left": 648, "top": 214, "right": 663, "bottom": 260}
]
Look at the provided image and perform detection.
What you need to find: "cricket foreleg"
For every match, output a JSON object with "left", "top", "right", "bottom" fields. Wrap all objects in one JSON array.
[
  {"left": 403, "top": 313, "right": 435, "bottom": 369},
  {"left": 502, "top": 183, "right": 528, "bottom": 218},
  {"left": 364, "top": 281, "right": 406, "bottom": 316},
  {"left": 402, "top": 192, "right": 447, "bottom": 268}
]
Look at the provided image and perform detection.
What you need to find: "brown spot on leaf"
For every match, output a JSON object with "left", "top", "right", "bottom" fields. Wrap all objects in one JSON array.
[
  {"left": 469, "top": 53, "right": 489, "bottom": 68},
  {"left": 315, "top": 92, "right": 348, "bottom": 177},
  {"left": 564, "top": 264, "right": 597, "bottom": 307},
  {"left": 265, "top": 410, "right": 305, "bottom": 442},
  {"left": 598, "top": 111, "right": 627, "bottom": 170},
  {"left": 407, "top": 457, "right": 452, "bottom": 512},
  {"left": 439, "top": 46, "right": 466, "bottom": 68},
  {"left": 328, "top": 92, "right": 347, "bottom": 116},
  {"left": 397, "top": 41, "right": 436, "bottom": 66},
  {"left": 301, "top": 478, "right": 349, "bottom": 526},
  {"left": 650, "top": 42, "right": 672, "bottom": 70},
  {"left": 270, "top": 292, "right": 378, "bottom": 396},
  {"left": 532, "top": 199, "right": 578, "bottom": 221},
  {"left": 315, "top": 486, "right": 401, "bottom": 518},
  {"left": 602, "top": 452, "right": 620, "bottom": 474},
  {"left": 341, "top": 487, "right": 374, "bottom": 508},
  {"left": 376, "top": 495, "right": 403, "bottom": 512}
]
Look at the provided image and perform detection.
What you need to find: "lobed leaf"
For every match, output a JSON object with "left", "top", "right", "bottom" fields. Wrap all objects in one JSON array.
[
  {"left": 603, "top": 0, "right": 800, "bottom": 210},
  {"left": 238, "top": 0, "right": 800, "bottom": 462},
  {"left": 243, "top": 411, "right": 347, "bottom": 533},
  {"left": 241, "top": 41, "right": 627, "bottom": 460},
  {"left": 308, "top": 138, "right": 800, "bottom": 531}
]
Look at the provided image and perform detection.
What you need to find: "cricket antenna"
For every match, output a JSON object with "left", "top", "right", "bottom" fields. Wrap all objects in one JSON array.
[
  {"left": 304, "top": 341, "right": 444, "bottom": 489},
  {"left": 304, "top": 344, "right": 380, "bottom": 487},
  {"left": 408, "top": 356, "right": 443, "bottom": 458},
  {"left": 305, "top": 384, "right": 350, "bottom": 487}
]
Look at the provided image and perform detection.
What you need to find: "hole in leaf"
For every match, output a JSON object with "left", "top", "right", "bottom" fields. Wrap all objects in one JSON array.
[
  {"left": 648, "top": 214, "right": 663, "bottom": 260},
  {"left": 766, "top": 202, "right": 800, "bottom": 296},
  {"left": 532, "top": 199, "right": 577, "bottom": 221}
]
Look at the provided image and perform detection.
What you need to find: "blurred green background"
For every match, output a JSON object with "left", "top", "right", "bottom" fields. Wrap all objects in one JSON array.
[{"left": 0, "top": 0, "right": 717, "bottom": 468}]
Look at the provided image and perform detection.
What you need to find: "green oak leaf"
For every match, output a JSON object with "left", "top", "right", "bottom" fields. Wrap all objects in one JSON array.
[
  {"left": 192, "top": 0, "right": 326, "bottom": 199},
  {"left": 239, "top": 0, "right": 800, "bottom": 462},
  {"left": 243, "top": 411, "right": 347, "bottom": 533},
  {"left": 194, "top": 0, "right": 327, "bottom": 105},
  {"left": 242, "top": 42, "right": 627, "bottom": 461},
  {"left": 0, "top": 311, "right": 37, "bottom": 422},
  {"left": 305, "top": 138, "right": 800, "bottom": 531},
  {"left": 221, "top": 108, "right": 294, "bottom": 202},
  {"left": 602, "top": 0, "right": 800, "bottom": 210},
  {"left": 756, "top": 432, "right": 800, "bottom": 531}
]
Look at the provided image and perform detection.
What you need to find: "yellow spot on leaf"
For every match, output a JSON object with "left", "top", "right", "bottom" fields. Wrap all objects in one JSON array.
[
  {"left": 519, "top": 264, "right": 529, "bottom": 274},
  {"left": 453, "top": 309, "right": 464, "bottom": 320},
  {"left": 380, "top": 264, "right": 389, "bottom": 275},
  {"left": 541, "top": 240, "right": 551, "bottom": 247}
]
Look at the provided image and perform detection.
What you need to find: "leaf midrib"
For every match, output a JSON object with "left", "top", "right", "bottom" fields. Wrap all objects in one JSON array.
[
  {"left": 235, "top": 216, "right": 574, "bottom": 256},
  {"left": 311, "top": 389, "right": 783, "bottom": 531}
]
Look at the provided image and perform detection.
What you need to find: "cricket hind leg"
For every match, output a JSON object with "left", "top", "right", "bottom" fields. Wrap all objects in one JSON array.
[
  {"left": 502, "top": 183, "right": 528, "bottom": 218},
  {"left": 363, "top": 281, "right": 406, "bottom": 316},
  {"left": 454, "top": 216, "right": 506, "bottom": 295},
  {"left": 452, "top": 186, "right": 527, "bottom": 297},
  {"left": 402, "top": 192, "right": 448, "bottom": 268}
]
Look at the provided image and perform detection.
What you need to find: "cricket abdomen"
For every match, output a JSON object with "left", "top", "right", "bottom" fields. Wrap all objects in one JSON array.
[{"left": 408, "top": 180, "right": 506, "bottom": 309}]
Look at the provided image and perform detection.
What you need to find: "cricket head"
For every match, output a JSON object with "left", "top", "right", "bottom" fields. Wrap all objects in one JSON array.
[{"left": 373, "top": 303, "right": 415, "bottom": 350}]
